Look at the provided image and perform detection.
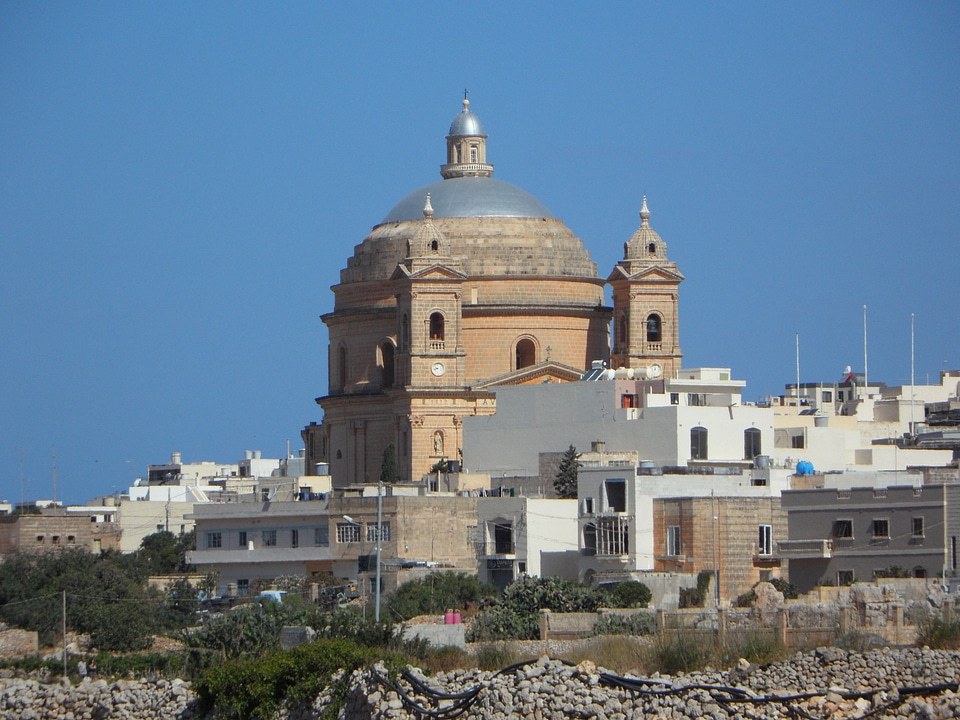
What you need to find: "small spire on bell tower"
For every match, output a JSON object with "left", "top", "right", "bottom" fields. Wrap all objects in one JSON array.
[
  {"left": 640, "top": 196, "right": 650, "bottom": 226},
  {"left": 423, "top": 194, "right": 434, "bottom": 219}
]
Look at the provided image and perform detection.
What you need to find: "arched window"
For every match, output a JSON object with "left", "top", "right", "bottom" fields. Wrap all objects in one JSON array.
[
  {"left": 744, "top": 427, "right": 762, "bottom": 460},
  {"left": 616, "top": 312, "right": 628, "bottom": 350},
  {"left": 646, "top": 314, "right": 662, "bottom": 343},
  {"left": 337, "top": 345, "right": 348, "bottom": 393},
  {"left": 429, "top": 312, "right": 445, "bottom": 348},
  {"left": 429, "top": 312, "right": 444, "bottom": 339},
  {"left": 431, "top": 239, "right": 439, "bottom": 253},
  {"left": 691, "top": 426, "right": 708, "bottom": 460},
  {"left": 583, "top": 524, "right": 597, "bottom": 556},
  {"left": 515, "top": 338, "right": 536, "bottom": 370},
  {"left": 470, "top": 145, "right": 478, "bottom": 163},
  {"left": 380, "top": 341, "right": 395, "bottom": 389},
  {"left": 648, "top": 242, "right": 656, "bottom": 255}
]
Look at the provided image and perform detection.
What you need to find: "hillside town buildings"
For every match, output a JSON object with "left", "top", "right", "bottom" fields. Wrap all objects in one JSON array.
[{"left": 8, "top": 99, "right": 957, "bottom": 609}]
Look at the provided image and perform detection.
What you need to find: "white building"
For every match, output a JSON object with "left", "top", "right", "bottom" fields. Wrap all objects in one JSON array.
[
  {"left": 186, "top": 500, "right": 332, "bottom": 595},
  {"left": 475, "top": 497, "right": 578, "bottom": 590},
  {"left": 576, "top": 458, "right": 786, "bottom": 587},
  {"left": 463, "top": 367, "right": 774, "bottom": 478}
]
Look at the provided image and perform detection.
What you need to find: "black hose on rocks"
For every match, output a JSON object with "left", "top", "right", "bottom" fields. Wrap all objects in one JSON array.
[{"left": 370, "top": 656, "right": 960, "bottom": 720}]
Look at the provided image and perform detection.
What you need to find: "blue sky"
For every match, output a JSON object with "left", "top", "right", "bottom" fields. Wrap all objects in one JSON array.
[{"left": 2, "top": 3, "right": 958, "bottom": 505}]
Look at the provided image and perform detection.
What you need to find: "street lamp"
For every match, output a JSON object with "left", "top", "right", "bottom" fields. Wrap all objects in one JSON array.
[{"left": 344, "top": 499, "right": 384, "bottom": 624}]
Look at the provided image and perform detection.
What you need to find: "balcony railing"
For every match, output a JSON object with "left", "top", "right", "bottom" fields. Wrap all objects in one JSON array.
[
  {"left": 776, "top": 539, "right": 832, "bottom": 559},
  {"left": 429, "top": 340, "right": 445, "bottom": 351},
  {"left": 475, "top": 541, "right": 515, "bottom": 558}
]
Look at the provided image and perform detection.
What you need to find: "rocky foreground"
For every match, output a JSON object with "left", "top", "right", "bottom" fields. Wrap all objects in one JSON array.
[{"left": 3, "top": 646, "right": 960, "bottom": 719}]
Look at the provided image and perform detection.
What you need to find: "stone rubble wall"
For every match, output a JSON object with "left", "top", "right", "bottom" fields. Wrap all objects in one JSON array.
[
  {"left": 0, "top": 676, "right": 199, "bottom": 720},
  {"left": 338, "top": 648, "right": 960, "bottom": 720},
  {"left": 3, "top": 647, "right": 960, "bottom": 719}
]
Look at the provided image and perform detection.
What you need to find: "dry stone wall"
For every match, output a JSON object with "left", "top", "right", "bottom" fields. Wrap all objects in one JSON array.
[{"left": 3, "top": 647, "right": 960, "bottom": 719}]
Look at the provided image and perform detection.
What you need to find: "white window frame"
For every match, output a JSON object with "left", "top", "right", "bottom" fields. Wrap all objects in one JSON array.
[
  {"left": 337, "top": 523, "right": 361, "bottom": 543},
  {"left": 758, "top": 524, "right": 772, "bottom": 556},
  {"left": 667, "top": 525, "right": 681, "bottom": 557},
  {"left": 366, "top": 522, "right": 390, "bottom": 543}
]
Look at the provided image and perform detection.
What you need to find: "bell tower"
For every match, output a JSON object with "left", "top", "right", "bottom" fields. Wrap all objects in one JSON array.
[
  {"left": 608, "top": 197, "right": 683, "bottom": 379},
  {"left": 393, "top": 195, "right": 467, "bottom": 389}
]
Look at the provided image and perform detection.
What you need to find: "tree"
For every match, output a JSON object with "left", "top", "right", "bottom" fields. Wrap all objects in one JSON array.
[
  {"left": 380, "top": 443, "right": 400, "bottom": 484},
  {"left": 553, "top": 445, "right": 581, "bottom": 499}
]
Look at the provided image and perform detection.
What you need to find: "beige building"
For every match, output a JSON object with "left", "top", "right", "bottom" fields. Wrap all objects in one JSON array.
[
  {"left": 0, "top": 508, "right": 122, "bottom": 556},
  {"left": 653, "top": 495, "right": 786, "bottom": 603},
  {"left": 187, "top": 487, "right": 479, "bottom": 598},
  {"left": 306, "top": 99, "right": 682, "bottom": 487}
]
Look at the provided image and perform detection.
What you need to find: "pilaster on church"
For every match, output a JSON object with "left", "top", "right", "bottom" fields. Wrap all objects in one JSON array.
[{"left": 608, "top": 197, "right": 684, "bottom": 379}]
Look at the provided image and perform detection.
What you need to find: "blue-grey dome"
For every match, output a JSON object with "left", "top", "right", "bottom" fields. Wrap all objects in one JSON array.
[
  {"left": 380, "top": 177, "right": 555, "bottom": 224},
  {"left": 449, "top": 108, "right": 485, "bottom": 137}
]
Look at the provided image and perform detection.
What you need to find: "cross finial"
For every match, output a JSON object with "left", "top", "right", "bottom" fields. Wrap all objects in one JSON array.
[{"left": 463, "top": 88, "right": 469, "bottom": 100}]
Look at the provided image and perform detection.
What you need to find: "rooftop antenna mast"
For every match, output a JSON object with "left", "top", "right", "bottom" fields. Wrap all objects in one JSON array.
[
  {"left": 863, "top": 305, "right": 868, "bottom": 399},
  {"left": 910, "top": 313, "right": 915, "bottom": 434},
  {"left": 795, "top": 333, "right": 801, "bottom": 415},
  {"left": 51, "top": 449, "right": 57, "bottom": 504},
  {"left": 16, "top": 448, "right": 27, "bottom": 510}
]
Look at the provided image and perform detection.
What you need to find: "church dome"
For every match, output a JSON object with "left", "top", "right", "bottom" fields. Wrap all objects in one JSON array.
[
  {"left": 448, "top": 98, "right": 485, "bottom": 137},
  {"left": 624, "top": 196, "right": 668, "bottom": 261},
  {"left": 380, "top": 177, "right": 554, "bottom": 223},
  {"left": 340, "top": 98, "right": 600, "bottom": 283}
]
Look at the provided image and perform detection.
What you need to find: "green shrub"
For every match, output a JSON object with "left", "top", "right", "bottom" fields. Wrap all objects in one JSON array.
[
  {"left": 466, "top": 605, "right": 535, "bottom": 641},
  {"left": 385, "top": 572, "right": 496, "bottom": 621},
  {"left": 916, "top": 616, "right": 960, "bottom": 650},
  {"left": 194, "top": 638, "right": 405, "bottom": 720},
  {"left": 768, "top": 577, "right": 798, "bottom": 599},
  {"left": 467, "top": 575, "right": 608, "bottom": 641},
  {"left": 652, "top": 631, "right": 713, "bottom": 674},
  {"left": 471, "top": 642, "right": 521, "bottom": 671},
  {"left": 726, "top": 631, "right": 786, "bottom": 665},
  {"left": 89, "top": 651, "right": 187, "bottom": 680},
  {"left": 604, "top": 581, "right": 652, "bottom": 609},
  {"left": 679, "top": 571, "right": 714, "bottom": 609}
]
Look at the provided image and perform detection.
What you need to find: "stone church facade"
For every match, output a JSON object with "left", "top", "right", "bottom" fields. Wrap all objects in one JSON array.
[{"left": 304, "top": 99, "right": 683, "bottom": 485}]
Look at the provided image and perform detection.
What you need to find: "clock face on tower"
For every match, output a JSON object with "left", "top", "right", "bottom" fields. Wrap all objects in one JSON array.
[{"left": 431, "top": 361, "right": 445, "bottom": 377}]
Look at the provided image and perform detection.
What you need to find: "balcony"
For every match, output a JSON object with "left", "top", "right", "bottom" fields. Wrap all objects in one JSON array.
[
  {"left": 776, "top": 539, "right": 832, "bottom": 559},
  {"left": 429, "top": 340, "right": 445, "bottom": 351},
  {"left": 475, "top": 540, "right": 515, "bottom": 558}
]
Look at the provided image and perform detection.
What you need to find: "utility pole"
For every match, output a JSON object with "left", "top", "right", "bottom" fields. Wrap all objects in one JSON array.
[
  {"left": 62, "top": 591, "right": 67, "bottom": 677},
  {"left": 375, "top": 479, "right": 383, "bottom": 622}
]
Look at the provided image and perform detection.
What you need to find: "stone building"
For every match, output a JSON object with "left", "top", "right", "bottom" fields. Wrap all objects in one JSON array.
[
  {"left": 653, "top": 495, "right": 786, "bottom": 603},
  {"left": 305, "top": 98, "right": 682, "bottom": 486},
  {"left": 0, "top": 508, "right": 122, "bottom": 556}
]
